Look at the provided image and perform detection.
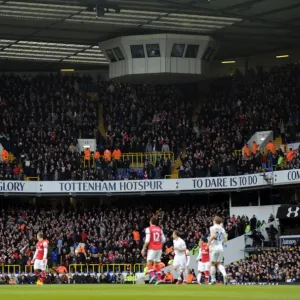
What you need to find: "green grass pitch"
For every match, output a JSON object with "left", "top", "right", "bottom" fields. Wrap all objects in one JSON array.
[{"left": 0, "top": 284, "right": 299, "bottom": 300}]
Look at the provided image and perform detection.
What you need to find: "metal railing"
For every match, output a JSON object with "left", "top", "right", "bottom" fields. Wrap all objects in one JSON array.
[
  {"left": 69, "top": 264, "right": 100, "bottom": 274},
  {"left": 25, "top": 265, "right": 49, "bottom": 273},
  {"left": 82, "top": 152, "right": 174, "bottom": 169},
  {"left": 0, "top": 265, "right": 21, "bottom": 274},
  {"left": 25, "top": 176, "right": 40, "bottom": 181},
  {"left": 101, "top": 264, "right": 131, "bottom": 273},
  {"left": 1, "top": 263, "right": 142, "bottom": 274},
  {"left": 68, "top": 264, "right": 131, "bottom": 273},
  {"left": 234, "top": 149, "right": 242, "bottom": 156},
  {"left": 165, "top": 174, "right": 178, "bottom": 179},
  {"left": 133, "top": 264, "right": 146, "bottom": 273}
]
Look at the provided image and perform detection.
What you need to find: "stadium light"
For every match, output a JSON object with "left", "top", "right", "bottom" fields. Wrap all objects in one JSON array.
[
  {"left": 221, "top": 60, "right": 235, "bottom": 64},
  {"left": 276, "top": 54, "right": 289, "bottom": 59}
]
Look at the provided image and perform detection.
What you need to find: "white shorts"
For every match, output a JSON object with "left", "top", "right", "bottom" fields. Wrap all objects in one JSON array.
[
  {"left": 210, "top": 250, "right": 223, "bottom": 263},
  {"left": 198, "top": 261, "right": 210, "bottom": 272},
  {"left": 147, "top": 250, "right": 162, "bottom": 263},
  {"left": 173, "top": 255, "right": 187, "bottom": 270},
  {"left": 34, "top": 259, "right": 47, "bottom": 271}
]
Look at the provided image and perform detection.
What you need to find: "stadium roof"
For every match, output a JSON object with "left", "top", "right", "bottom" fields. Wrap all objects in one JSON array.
[{"left": 0, "top": 0, "right": 300, "bottom": 70}]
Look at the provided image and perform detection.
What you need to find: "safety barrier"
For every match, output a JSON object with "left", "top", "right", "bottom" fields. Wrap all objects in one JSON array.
[
  {"left": 25, "top": 176, "right": 40, "bottom": 181},
  {"left": 68, "top": 264, "right": 100, "bottom": 273},
  {"left": 82, "top": 157, "right": 95, "bottom": 168},
  {"left": 234, "top": 149, "right": 242, "bottom": 156},
  {"left": 165, "top": 174, "right": 178, "bottom": 179},
  {"left": 82, "top": 152, "right": 174, "bottom": 169},
  {"left": 2, "top": 263, "right": 141, "bottom": 274},
  {"left": 101, "top": 264, "right": 131, "bottom": 273},
  {"left": 24, "top": 265, "right": 49, "bottom": 273},
  {"left": 1, "top": 265, "right": 21, "bottom": 274},
  {"left": 133, "top": 264, "right": 146, "bottom": 273}
]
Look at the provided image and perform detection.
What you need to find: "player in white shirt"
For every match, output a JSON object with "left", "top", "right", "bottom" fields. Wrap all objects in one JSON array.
[
  {"left": 208, "top": 216, "right": 228, "bottom": 285},
  {"left": 172, "top": 231, "right": 189, "bottom": 284}
]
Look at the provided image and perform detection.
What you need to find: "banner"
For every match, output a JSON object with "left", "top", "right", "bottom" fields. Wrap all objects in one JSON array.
[
  {"left": 273, "top": 169, "right": 300, "bottom": 185},
  {"left": 0, "top": 181, "right": 36, "bottom": 193},
  {"left": 0, "top": 169, "right": 298, "bottom": 195},
  {"left": 276, "top": 206, "right": 300, "bottom": 219},
  {"left": 182, "top": 173, "right": 267, "bottom": 190},
  {"left": 40, "top": 180, "right": 174, "bottom": 194},
  {"left": 280, "top": 235, "right": 300, "bottom": 246}
]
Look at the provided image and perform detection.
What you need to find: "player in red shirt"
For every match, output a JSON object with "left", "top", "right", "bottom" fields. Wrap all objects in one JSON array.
[
  {"left": 31, "top": 232, "right": 48, "bottom": 285},
  {"left": 141, "top": 216, "right": 166, "bottom": 284},
  {"left": 196, "top": 237, "right": 210, "bottom": 284}
]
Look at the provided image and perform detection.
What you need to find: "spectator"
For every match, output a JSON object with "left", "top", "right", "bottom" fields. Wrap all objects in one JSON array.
[
  {"left": 250, "top": 215, "right": 257, "bottom": 232},
  {"left": 227, "top": 246, "right": 300, "bottom": 283}
]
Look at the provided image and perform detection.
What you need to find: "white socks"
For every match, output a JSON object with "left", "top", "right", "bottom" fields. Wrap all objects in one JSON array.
[
  {"left": 183, "top": 270, "right": 187, "bottom": 282},
  {"left": 197, "top": 273, "right": 201, "bottom": 283},
  {"left": 175, "top": 269, "right": 181, "bottom": 280},
  {"left": 218, "top": 264, "right": 227, "bottom": 277},
  {"left": 210, "top": 266, "right": 216, "bottom": 282}
]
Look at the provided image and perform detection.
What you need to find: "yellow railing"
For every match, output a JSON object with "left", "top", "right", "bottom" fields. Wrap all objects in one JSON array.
[
  {"left": 134, "top": 264, "right": 146, "bottom": 273},
  {"left": 2, "top": 264, "right": 138, "bottom": 274},
  {"left": 101, "top": 264, "right": 131, "bottom": 273},
  {"left": 69, "top": 264, "right": 100, "bottom": 273},
  {"left": 25, "top": 265, "right": 49, "bottom": 273},
  {"left": 234, "top": 149, "right": 242, "bottom": 156},
  {"left": 1, "top": 265, "right": 21, "bottom": 274},
  {"left": 68, "top": 264, "right": 131, "bottom": 273},
  {"left": 25, "top": 177, "right": 40, "bottom": 181},
  {"left": 122, "top": 153, "right": 174, "bottom": 169},
  {"left": 165, "top": 174, "right": 178, "bottom": 179},
  {"left": 82, "top": 152, "right": 174, "bottom": 169},
  {"left": 82, "top": 157, "right": 95, "bottom": 168}
]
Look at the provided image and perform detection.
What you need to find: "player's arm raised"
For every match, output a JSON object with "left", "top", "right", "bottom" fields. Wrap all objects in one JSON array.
[{"left": 141, "top": 228, "right": 150, "bottom": 257}]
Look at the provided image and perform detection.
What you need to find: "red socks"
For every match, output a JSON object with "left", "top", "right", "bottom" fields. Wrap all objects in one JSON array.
[
  {"left": 205, "top": 271, "right": 210, "bottom": 283},
  {"left": 147, "top": 263, "right": 154, "bottom": 272},
  {"left": 155, "top": 264, "right": 161, "bottom": 281}
]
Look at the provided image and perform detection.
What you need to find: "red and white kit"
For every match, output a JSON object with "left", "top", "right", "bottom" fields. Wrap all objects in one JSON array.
[
  {"left": 145, "top": 225, "right": 166, "bottom": 262},
  {"left": 197, "top": 244, "right": 210, "bottom": 272},
  {"left": 33, "top": 240, "right": 48, "bottom": 270}
]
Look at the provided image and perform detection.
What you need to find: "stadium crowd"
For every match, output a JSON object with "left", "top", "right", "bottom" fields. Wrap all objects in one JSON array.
[
  {"left": 102, "top": 84, "right": 192, "bottom": 156},
  {"left": 227, "top": 245, "right": 300, "bottom": 283},
  {"left": 0, "top": 202, "right": 259, "bottom": 269},
  {"left": 0, "top": 74, "right": 183, "bottom": 181},
  {"left": 179, "top": 64, "right": 300, "bottom": 178},
  {"left": 0, "top": 63, "right": 300, "bottom": 181}
]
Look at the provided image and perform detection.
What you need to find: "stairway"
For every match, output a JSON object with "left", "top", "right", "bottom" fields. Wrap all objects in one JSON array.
[
  {"left": 274, "top": 136, "right": 282, "bottom": 151},
  {"left": 98, "top": 103, "right": 106, "bottom": 138},
  {"left": 169, "top": 97, "right": 202, "bottom": 178},
  {"left": 170, "top": 144, "right": 186, "bottom": 178}
]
